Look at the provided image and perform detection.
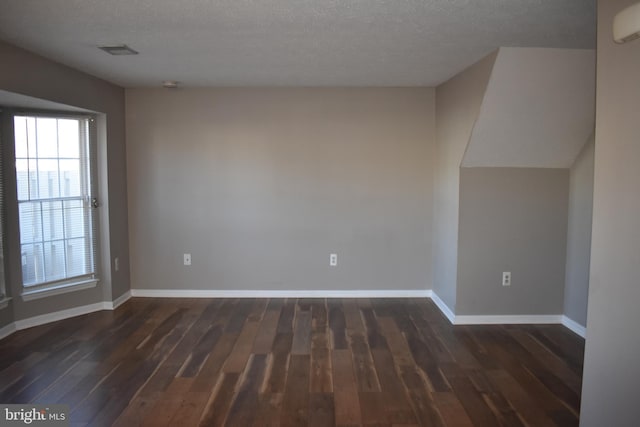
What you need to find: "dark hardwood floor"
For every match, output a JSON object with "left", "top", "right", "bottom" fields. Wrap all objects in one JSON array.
[{"left": 0, "top": 298, "right": 584, "bottom": 426}]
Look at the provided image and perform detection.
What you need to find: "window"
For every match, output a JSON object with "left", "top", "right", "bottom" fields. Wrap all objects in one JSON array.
[{"left": 14, "top": 114, "right": 98, "bottom": 294}]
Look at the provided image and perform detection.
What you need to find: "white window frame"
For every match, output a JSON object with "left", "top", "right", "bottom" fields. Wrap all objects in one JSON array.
[{"left": 10, "top": 111, "right": 100, "bottom": 301}]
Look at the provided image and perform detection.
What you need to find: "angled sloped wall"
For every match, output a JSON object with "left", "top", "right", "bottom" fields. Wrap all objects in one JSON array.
[
  {"left": 433, "top": 51, "right": 498, "bottom": 312},
  {"left": 435, "top": 47, "right": 595, "bottom": 320},
  {"left": 463, "top": 48, "right": 596, "bottom": 168},
  {"left": 455, "top": 48, "right": 595, "bottom": 319}
]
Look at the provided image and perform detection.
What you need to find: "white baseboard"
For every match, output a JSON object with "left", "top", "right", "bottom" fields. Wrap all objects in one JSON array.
[
  {"left": 0, "top": 292, "right": 133, "bottom": 341},
  {"left": 453, "top": 314, "right": 563, "bottom": 325},
  {"left": 105, "top": 290, "right": 132, "bottom": 310},
  {"left": 0, "top": 287, "right": 585, "bottom": 341},
  {"left": 429, "top": 292, "right": 456, "bottom": 323},
  {"left": 130, "top": 289, "right": 433, "bottom": 299},
  {"left": 0, "top": 322, "right": 17, "bottom": 340},
  {"left": 14, "top": 302, "right": 105, "bottom": 330},
  {"left": 561, "top": 315, "right": 586, "bottom": 338}
]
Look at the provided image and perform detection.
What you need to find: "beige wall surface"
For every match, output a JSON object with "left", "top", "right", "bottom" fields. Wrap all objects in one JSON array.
[
  {"left": 564, "top": 136, "right": 594, "bottom": 327},
  {"left": 581, "top": 0, "right": 640, "bottom": 425},
  {"left": 433, "top": 51, "right": 497, "bottom": 310},
  {"left": 0, "top": 41, "right": 130, "bottom": 320},
  {"left": 457, "top": 167, "right": 569, "bottom": 315},
  {"left": 126, "top": 88, "right": 435, "bottom": 291}
]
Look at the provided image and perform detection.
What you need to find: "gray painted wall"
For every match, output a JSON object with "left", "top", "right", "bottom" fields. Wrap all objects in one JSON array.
[
  {"left": 433, "top": 51, "right": 497, "bottom": 310},
  {"left": 581, "top": 0, "right": 640, "bottom": 425},
  {"left": 457, "top": 167, "right": 569, "bottom": 315},
  {"left": 564, "top": 136, "right": 594, "bottom": 327},
  {"left": 126, "top": 88, "right": 435, "bottom": 291},
  {"left": 463, "top": 48, "right": 595, "bottom": 168},
  {"left": 0, "top": 41, "right": 130, "bottom": 320}
]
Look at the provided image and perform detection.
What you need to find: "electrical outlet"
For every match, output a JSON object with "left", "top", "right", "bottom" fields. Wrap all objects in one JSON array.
[
  {"left": 502, "top": 271, "right": 511, "bottom": 286},
  {"left": 184, "top": 253, "right": 192, "bottom": 266},
  {"left": 330, "top": 253, "right": 338, "bottom": 266},
  {"left": 114, "top": 257, "right": 119, "bottom": 272}
]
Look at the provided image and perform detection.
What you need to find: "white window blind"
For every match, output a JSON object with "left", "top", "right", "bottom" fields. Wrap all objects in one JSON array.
[{"left": 14, "top": 115, "right": 98, "bottom": 290}]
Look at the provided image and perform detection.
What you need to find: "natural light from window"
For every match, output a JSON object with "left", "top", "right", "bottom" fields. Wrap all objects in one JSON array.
[{"left": 14, "top": 115, "right": 97, "bottom": 288}]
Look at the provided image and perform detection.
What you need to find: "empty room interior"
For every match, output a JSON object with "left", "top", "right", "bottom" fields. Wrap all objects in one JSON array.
[{"left": 0, "top": 0, "right": 639, "bottom": 426}]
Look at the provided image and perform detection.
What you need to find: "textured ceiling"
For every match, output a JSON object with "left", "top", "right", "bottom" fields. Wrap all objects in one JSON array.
[{"left": 0, "top": 0, "right": 595, "bottom": 87}]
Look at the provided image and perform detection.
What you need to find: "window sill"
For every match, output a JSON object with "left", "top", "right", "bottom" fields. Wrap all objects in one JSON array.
[
  {"left": 0, "top": 297, "right": 12, "bottom": 310},
  {"left": 21, "top": 279, "right": 98, "bottom": 302}
]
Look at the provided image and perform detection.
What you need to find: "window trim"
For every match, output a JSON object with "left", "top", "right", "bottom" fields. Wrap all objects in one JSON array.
[
  {"left": 7, "top": 109, "right": 101, "bottom": 299},
  {"left": 21, "top": 279, "right": 98, "bottom": 302}
]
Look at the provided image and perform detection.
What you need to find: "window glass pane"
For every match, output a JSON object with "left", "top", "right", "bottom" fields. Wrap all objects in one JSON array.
[
  {"left": 28, "top": 159, "right": 38, "bottom": 200},
  {"left": 66, "top": 238, "right": 88, "bottom": 277},
  {"left": 19, "top": 202, "right": 42, "bottom": 244},
  {"left": 15, "top": 116, "right": 28, "bottom": 158},
  {"left": 36, "top": 118, "right": 58, "bottom": 158},
  {"left": 21, "top": 243, "right": 44, "bottom": 286},
  {"left": 38, "top": 161, "right": 60, "bottom": 199},
  {"left": 44, "top": 241, "right": 66, "bottom": 281},
  {"left": 58, "top": 119, "right": 80, "bottom": 158},
  {"left": 26, "top": 117, "right": 37, "bottom": 159},
  {"left": 63, "top": 200, "right": 85, "bottom": 239},
  {"left": 16, "top": 159, "right": 30, "bottom": 200},
  {"left": 60, "top": 159, "right": 81, "bottom": 197},
  {"left": 42, "top": 201, "right": 64, "bottom": 241}
]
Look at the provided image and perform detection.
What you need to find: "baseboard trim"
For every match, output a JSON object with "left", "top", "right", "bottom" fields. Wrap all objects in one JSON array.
[
  {"left": 0, "top": 288, "right": 585, "bottom": 340},
  {"left": 453, "top": 314, "right": 563, "bottom": 325},
  {"left": 130, "top": 289, "right": 433, "bottom": 299},
  {"left": 561, "top": 315, "right": 586, "bottom": 338},
  {"left": 0, "top": 322, "right": 17, "bottom": 340},
  {"left": 14, "top": 302, "right": 106, "bottom": 331},
  {"left": 105, "top": 290, "right": 132, "bottom": 310},
  {"left": 429, "top": 292, "right": 456, "bottom": 324},
  {"left": 0, "top": 292, "right": 134, "bottom": 340}
]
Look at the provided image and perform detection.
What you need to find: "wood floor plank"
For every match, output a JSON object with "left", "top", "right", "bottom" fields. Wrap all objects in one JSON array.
[
  {"left": 281, "top": 354, "right": 311, "bottom": 427},
  {"left": 370, "top": 349, "right": 417, "bottom": 425},
  {"left": 292, "top": 310, "right": 312, "bottom": 355},
  {"left": 253, "top": 310, "right": 281, "bottom": 354},
  {"left": 310, "top": 332, "right": 333, "bottom": 393},
  {"left": 328, "top": 299, "right": 348, "bottom": 350},
  {"left": 277, "top": 299, "right": 296, "bottom": 334},
  {"left": 190, "top": 332, "right": 239, "bottom": 392},
  {"left": 348, "top": 332, "right": 381, "bottom": 392},
  {"left": 361, "top": 307, "right": 388, "bottom": 350},
  {"left": 222, "top": 320, "right": 261, "bottom": 373},
  {"left": 198, "top": 372, "right": 240, "bottom": 426},
  {"left": 359, "top": 391, "right": 389, "bottom": 425},
  {"left": 264, "top": 333, "right": 293, "bottom": 394},
  {"left": 224, "top": 354, "right": 268, "bottom": 426},
  {"left": 508, "top": 328, "right": 583, "bottom": 394},
  {"left": 486, "top": 369, "right": 557, "bottom": 427},
  {"left": 332, "top": 349, "right": 362, "bottom": 426},
  {"left": 311, "top": 299, "right": 328, "bottom": 332},
  {"left": 253, "top": 392, "right": 283, "bottom": 426},
  {"left": 431, "top": 391, "right": 474, "bottom": 427},
  {"left": 309, "top": 392, "right": 335, "bottom": 427},
  {"left": 343, "top": 299, "right": 365, "bottom": 333}
]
